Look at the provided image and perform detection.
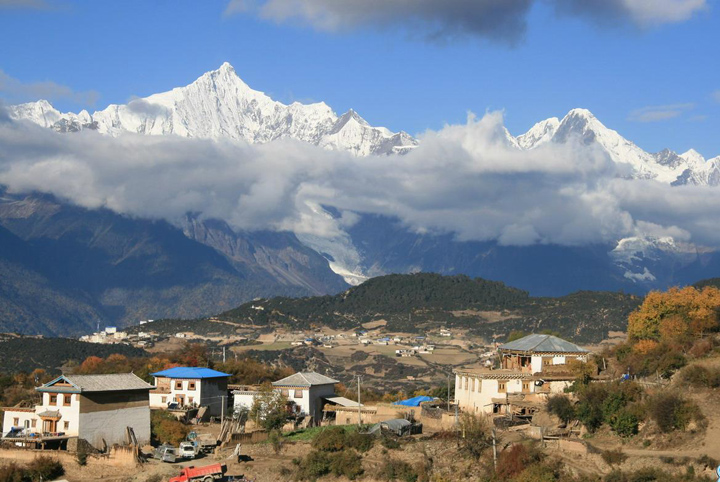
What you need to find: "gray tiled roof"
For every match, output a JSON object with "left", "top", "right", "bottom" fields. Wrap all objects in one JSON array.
[
  {"left": 498, "top": 334, "right": 588, "bottom": 353},
  {"left": 272, "top": 372, "right": 339, "bottom": 387},
  {"left": 39, "top": 373, "right": 153, "bottom": 393}
]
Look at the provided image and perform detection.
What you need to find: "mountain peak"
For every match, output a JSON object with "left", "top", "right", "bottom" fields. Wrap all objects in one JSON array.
[{"left": 564, "top": 108, "right": 596, "bottom": 120}]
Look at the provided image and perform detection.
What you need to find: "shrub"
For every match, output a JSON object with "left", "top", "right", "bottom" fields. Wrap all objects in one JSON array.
[
  {"left": 380, "top": 458, "right": 417, "bottom": 482},
  {"left": 346, "top": 431, "right": 374, "bottom": 453},
  {"left": 26, "top": 456, "right": 64, "bottom": 481},
  {"left": 547, "top": 394, "right": 575, "bottom": 424},
  {"left": 381, "top": 435, "right": 401, "bottom": 450},
  {"left": 496, "top": 443, "right": 543, "bottom": 480},
  {"left": 609, "top": 410, "right": 639, "bottom": 437},
  {"left": 458, "top": 412, "right": 492, "bottom": 459},
  {"left": 601, "top": 448, "right": 627, "bottom": 466},
  {"left": 151, "top": 410, "right": 189, "bottom": 445},
  {"left": 312, "top": 427, "right": 348, "bottom": 452},
  {"left": 649, "top": 393, "right": 704, "bottom": 433},
  {"left": 0, "top": 462, "right": 26, "bottom": 482},
  {"left": 329, "top": 449, "right": 363, "bottom": 480},
  {"left": 679, "top": 365, "right": 720, "bottom": 389},
  {"left": 295, "top": 450, "right": 332, "bottom": 480},
  {"left": 268, "top": 429, "right": 284, "bottom": 455}
]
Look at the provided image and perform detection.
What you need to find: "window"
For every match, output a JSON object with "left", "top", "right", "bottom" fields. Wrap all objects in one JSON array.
[
  {"left": 13, "top": 418, "right": 19, "bottom": 426},
  {"left": 188, "top": 382, "right": 196, "bottom": 390},
  {"left": 63, "top": 394, "right": 71, "bottom": 406},
  {"left": 470, "top": 378, "right": 475, "bottom": 392},
  {"left": 294, "top": 390, "right": 303, "bottom": 399},
  {"left": 522, "top": 382, "right": 530, "bottom": 393},
  {"left": 64, "top": 421, "right": 69, "bottom": 430},
  {"left": 543, "top": 358, "right": 552, "bottom": 367},
  {"left": 31, "top": 419, "right": 37, "bottom": 428},
  {"left": 281, "top": 389, "right": 289, "bottom": 397},
  {"left": 476, "top": 380, "right": 482, "bottom": 393},
  {"left": 161, "top": 396, "right": 167, "bottom": 403},
  {"left": 175, "top": 381, "right": 183, "bottom": 390},
  {"left": 463, "top": 377, "right": 467, "bottom": 390},
  {"left": 498, "top": 381, "right": 506, "bottom": 393},
  {"left": 49, "top": 394, "right": 57, "bottom": 405}
]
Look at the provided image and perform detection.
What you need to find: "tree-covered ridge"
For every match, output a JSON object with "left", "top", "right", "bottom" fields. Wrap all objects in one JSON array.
[{"left": 217, "top": 273, "right": 641, "bottom": 343}]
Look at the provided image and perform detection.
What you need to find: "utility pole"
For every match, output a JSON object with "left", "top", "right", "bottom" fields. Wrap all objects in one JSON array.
[
  {"left": 447, "top": 375, "right": 451, "bottom": 412},
  {"left": 492, "top": 428, "right": 497, "bottom": 469},
  {"left": 223, "top": 347, "right": 226, "bottom": 363},
  {"left": 357, "top": 375, "right": 362, "bottom": 427},
  {"left": 221, "top": 395, "right": 226, "bottom": 422}
]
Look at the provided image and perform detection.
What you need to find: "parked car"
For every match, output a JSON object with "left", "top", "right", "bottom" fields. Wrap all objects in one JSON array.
[
  {"left": 179, "top": 441, "right": 199, "bottom": 459},
  {"left": 153, "top": 444, "right": 179, "bottom": 463}
]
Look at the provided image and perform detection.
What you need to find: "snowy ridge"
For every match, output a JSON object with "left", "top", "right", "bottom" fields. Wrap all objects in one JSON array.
[
  {"left": 8, "top": 62, "right": 417, "bottom": 156},
  {"left": 514, "top": 108, "right": 717, "bottom": 186}
]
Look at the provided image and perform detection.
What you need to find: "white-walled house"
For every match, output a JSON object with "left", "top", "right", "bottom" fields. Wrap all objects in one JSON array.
[
  {"left": 272, "top": 372, "right": 338, "bottom": 423},
  {"left": 454, "top": 334, "right": 589, "bottom": 415},
  {"left": 1, "top": 373, "right": 152, "bottom": 449},
  {"left": 149, "top": 367, "right": 230, "bottom": 417},
  {"left": 231, "top": 372, "right": 342, "bottom": 424}
]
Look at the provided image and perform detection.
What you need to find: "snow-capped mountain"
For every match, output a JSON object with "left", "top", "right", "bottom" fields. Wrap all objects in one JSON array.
[
  {"left": 514, "top": 108, "right": 718, "bottom": 186},
  {"left": 8, "top": 62, "right": 417, "bottom": 156}
]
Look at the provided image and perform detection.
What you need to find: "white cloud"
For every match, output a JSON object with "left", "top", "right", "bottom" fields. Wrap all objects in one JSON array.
[
  {"left": 627, "top": 103, "right": 694, "bottom": 122},
  {"left": 0, "top": 70, "right": 99, "bottom": 107},
  {"left": 3, "top": 108, "right": 720, "bottom": 251},
  {"left": 712, "top": 90, "right": 720, "bottom": 103}
]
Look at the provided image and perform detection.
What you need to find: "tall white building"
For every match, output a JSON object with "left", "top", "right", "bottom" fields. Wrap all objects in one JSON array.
[
  {"left": 454, "top": 334, "right": 589, "bottom": 415},
  {"left": 1, "top": 373, "right": 152, "bottom": 450}
]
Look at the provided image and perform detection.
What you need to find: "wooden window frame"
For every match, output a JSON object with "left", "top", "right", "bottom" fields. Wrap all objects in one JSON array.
[
  {"left": 188, "top": 381, "right": 196, "bottom": 390},
  {"left": 498, "top": 381, "right": 506, "bottom": 393},
  {"left": 31, "top": 419, "right": 37, "bottom": 428},
  {"left": 175, "top": 381, "right": 183, "bottom": 390},
  {"left": 161, "top": 396, "right": 167, "bottom": 404},
  {"left": 49, "top": 394, "right": 58, "bottom": 405},
  {"left": 63, "top": 421, "right": 69, "bottom": 430},
  {"left": 13, "top": 417, "right": 19, "bottom": 426},
  {"left": 522, "top": 382, "right": 530, "bottom": 393},
  {"left": 63, "top": 394, "right": 71, "bottom": 406},
  {"left": 294, "top": 390, "right": 303, "bottom": 399}
]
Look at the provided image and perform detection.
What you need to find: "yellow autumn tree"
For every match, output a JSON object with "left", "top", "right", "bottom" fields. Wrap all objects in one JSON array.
[{"left": 627, "top": 286, "right": 720, "bottom": 342}]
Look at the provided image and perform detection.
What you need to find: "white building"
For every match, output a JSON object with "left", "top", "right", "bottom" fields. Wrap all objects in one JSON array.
[
  {"left": 272, "top": 372, "right": 339, "bottom": 424},
  {"left": 454, "top": 334, "right": 589, "bottom": 415},
  {"left": 149, "top": 367, "right": 230, "bottom": 417},
  {"left": 1, "top": 373, "right": 152, "bottom": 450}
]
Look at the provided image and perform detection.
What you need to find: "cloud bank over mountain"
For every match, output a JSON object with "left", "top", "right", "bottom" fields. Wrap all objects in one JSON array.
[{"left": 3, "top": 104, "right": 720, "bottom": 252}]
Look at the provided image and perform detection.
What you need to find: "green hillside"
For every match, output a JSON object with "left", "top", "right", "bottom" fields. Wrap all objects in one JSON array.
[{"left": 217, "top": 273, "right": 641, "bottom": 343}]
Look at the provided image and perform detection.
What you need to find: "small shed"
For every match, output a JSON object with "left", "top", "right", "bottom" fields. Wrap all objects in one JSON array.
[{"left": 367, "top": 419, "right": 422, "bottom": 437}]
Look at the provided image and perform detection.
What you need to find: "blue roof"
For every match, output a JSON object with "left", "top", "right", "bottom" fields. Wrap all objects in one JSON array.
[
  {"left": 151, "top": 367, "right": 230, "bottom": 379},
  {"left": 392, "top": 395, "right": 434, "bottom": 407}
]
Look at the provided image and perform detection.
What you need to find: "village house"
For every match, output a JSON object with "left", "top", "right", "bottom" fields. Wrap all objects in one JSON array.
[
  {"left": 272, "top": 372, "right": 339, "bottom": 423},
  {"left": 149, "top": 367, "right": 230, "bottom": 417},
  {"left": 232, "top": 371, "right": 340, "bottom": 425},
  {"left": 1, "top": 373, "right": 152, "bottom": 450},
  {"left": 454, "top": 334, "right": 589, "bottom": 415}
]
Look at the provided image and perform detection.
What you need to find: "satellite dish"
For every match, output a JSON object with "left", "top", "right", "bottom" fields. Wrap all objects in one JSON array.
[{"left": 716, "top": 464, "right": 720, "bottom": 478}]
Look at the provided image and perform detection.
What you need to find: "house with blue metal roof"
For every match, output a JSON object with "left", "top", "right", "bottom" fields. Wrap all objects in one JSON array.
[{"left": 149, "top": 367, "right": 230, "bottom": 417}]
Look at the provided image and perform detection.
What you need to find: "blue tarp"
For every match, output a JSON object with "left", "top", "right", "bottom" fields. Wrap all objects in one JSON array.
[
  {"left": 151, "top": 367, "right": 230, "bottom": 379},
  {"left": 393, "top": 395, "right": 434, "bottom": 407}
]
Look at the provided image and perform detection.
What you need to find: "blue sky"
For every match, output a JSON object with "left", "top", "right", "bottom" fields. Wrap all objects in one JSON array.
[{"left": 1, "top": 0, "right": 718, "bottom": 157}]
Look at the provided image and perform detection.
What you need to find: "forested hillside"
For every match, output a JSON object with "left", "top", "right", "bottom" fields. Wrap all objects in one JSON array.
[{"left": 218, "top": 273, "right": 641, "bottom": 343}]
